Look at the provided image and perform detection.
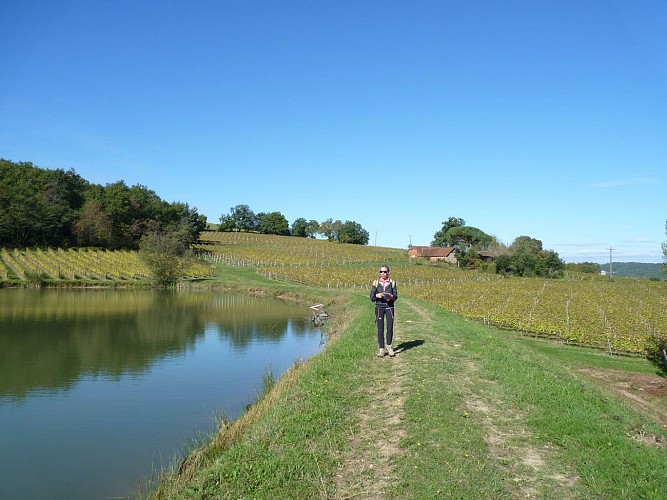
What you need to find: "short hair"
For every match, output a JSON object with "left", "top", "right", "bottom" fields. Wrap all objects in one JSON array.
[{"left": 379, "top": 265, "right": 390, "bottom": 272}]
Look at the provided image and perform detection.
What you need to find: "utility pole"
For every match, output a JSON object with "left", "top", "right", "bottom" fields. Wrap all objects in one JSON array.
[{"left": 609, "top": 246, "right": 614, "bottom": 282}]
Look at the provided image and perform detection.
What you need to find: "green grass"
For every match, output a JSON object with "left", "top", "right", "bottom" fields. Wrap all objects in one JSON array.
[
  {"left": 149, "top": 270, "right": 667, "bottom": 499},
  {"left": 519, "top": 336, "right": 666, "bottom": 375}
]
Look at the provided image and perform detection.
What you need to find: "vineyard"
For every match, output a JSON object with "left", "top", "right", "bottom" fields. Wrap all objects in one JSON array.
[
  {"left": 3, "top": 232, "right": 665, "bottom": 356},
  {"left": 0, "top": 247, "right": 214, "bottom": 285},
  {"left": 197, "top": 232, "right": 667, "bottom": 355}
]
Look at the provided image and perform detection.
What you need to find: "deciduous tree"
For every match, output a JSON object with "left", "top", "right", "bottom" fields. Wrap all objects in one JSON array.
[
  {"left": 319, "top": 219, "right": 341, "bottom": 242},
  {"left": 139, "top": 230, "right": 185, "bottom": 287},
  {"left": 338, "top": 220, "right": 369, "bottom": 245},
  {"left": 257, "top": 212, "right": 289, "bottom": 235},
  {"left": 565, "top": 262, "right": 601, "bottom": 274},
  {"left": 73, "top": 199, "right": 112, "bottom": 246},
  {"left": 496, "top": 236, "right": 565, "bottom": 278},
  {"left": 228, "top": 204, "right": 257, "bottom": 232},
  {"left": 290, "top": 218, "right": 309, "bottom": 237}
]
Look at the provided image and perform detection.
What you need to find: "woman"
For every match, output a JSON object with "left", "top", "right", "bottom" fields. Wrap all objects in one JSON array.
[{"left": 370, "top": 265, "right": 398, "bottom": 357}]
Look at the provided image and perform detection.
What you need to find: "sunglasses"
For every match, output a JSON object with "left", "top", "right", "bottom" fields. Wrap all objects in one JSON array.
[{"left": 379, "top": 270, "right": 389, "bottom": 273}]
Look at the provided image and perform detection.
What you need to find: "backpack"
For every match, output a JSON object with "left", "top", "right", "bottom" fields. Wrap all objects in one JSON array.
[{"left": 373, "top": 278, "right": 396, "bottom": 288}]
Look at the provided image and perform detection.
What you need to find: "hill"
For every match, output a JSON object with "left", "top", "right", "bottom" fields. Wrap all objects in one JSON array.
[{"left": 605, "top": 262, "right": 664, "bottom": 280}]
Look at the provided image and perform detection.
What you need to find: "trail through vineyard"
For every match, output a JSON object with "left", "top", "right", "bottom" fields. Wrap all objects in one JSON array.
[
  {"left": 334, "top": 297, "right": 581, "bottom": 498},
  {"left": 332, "top": 296, "right": 667, "bottom": 498}
]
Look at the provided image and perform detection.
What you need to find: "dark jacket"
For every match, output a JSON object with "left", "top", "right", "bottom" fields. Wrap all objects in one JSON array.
[{"left": 370, "top": 278, "right": 397, "bottom": 307}]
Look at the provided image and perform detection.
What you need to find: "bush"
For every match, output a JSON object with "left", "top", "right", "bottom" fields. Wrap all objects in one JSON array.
[{"left": 139, "top": 231, "right": 185, "bottom": 287}]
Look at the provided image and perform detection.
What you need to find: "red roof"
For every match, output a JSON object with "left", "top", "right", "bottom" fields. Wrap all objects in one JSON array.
[{"left": 408, "top": 246, "right": 455, "bottom": 257}]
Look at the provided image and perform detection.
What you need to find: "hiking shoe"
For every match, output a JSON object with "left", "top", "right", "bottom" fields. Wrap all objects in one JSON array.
[
  {"left": 386, "top": 345, "right": 395, "bottom": 357},
  {"left": 377, "top": 348, "right": 386, "bottom": 357}
]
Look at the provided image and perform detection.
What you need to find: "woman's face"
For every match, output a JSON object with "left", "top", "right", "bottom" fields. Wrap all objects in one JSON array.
[{"left": 379, "top": 268, "right": 389, "bottom": 279}]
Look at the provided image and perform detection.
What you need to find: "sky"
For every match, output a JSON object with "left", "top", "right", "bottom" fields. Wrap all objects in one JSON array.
[{"left": 1, "top": 1, "right": 665, "bottom": 263}]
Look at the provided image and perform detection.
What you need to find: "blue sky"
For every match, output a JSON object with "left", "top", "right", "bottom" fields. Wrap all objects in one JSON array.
[{"left": 1, "top": 1, "right": 665, "bottom": 263}]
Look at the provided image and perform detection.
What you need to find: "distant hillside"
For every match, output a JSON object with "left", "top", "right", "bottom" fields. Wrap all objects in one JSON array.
[{"left": 604, "top": 262, "right": 664, "bottom": 280}]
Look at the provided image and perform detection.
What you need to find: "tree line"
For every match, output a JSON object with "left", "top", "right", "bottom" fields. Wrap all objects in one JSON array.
[
  {"left": 0, "top": 159, "right": 371, "bottom": 252},
  {"left": 430, "top": 216, "right": 566, "bottom": 278},
  {"left": 0, "top": 159, "right": 206, "bottom": 250},
  {"left": 219, "top": 204, "right": 370, "bottom": 245}
]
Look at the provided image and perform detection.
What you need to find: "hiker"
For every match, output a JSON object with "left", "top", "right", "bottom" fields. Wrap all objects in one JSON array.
[{"left": 370, "top": 265, "right": 397, "bottom": 357}]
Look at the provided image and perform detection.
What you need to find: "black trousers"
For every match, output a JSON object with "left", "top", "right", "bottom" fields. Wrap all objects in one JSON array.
[{"left": 375, "top": 306, "right": 394, "bottom": 348}]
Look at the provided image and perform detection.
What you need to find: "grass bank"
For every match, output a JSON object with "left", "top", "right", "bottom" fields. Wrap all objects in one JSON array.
[{"left": 150, "top": 267, "right": 667, "bottom": 499}]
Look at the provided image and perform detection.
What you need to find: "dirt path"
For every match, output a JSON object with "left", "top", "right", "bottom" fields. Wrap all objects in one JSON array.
[
  {"left": 333, "top": 297, "right": 581, "bottom": 499},
  {"left": 331, "top": 299, "right": 425, "bottom": 498}
]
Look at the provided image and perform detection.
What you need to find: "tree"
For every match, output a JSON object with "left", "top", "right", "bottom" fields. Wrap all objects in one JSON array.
[
  {"left": 290, "top": 218, "right": 309, "bottom": 237},
  {"left": 0, "top": 160, "right": 46, "bottom": 246},
  {"left": 0, "top": 160, "right": 87, "bottom": 247},
  {"left": 138, "top": 230, "right": 186, "bottom": 287},
  {"left": 565, "top": 262, "right": 601, "bottom": 274},
  {"left": 41, "top": 168, "right": 86, "bottom": 246},
  {"left": 305, "top": 220, "right": 320, "bottom": 239},
  {"left": 225, "top": 204, "right": 257, "bottom": 232},
  {"left": 431, "top": 217, "right": 465, "bottom": 246},
  {"left": 542, "top": 250, "right": 565, "bottom": 277},
  {"left": 97, "top": 181, "right": 205, "bottom": 250},
  {"left": 218, "top": 214, "right": 235, "bottom": 232},
  {"left": 291, "top": 218, "right": 319, "bottom": 238},
  {"left": 495, "top": 254, "right": 514, "bottom": 275},
  {"left": 317, "top": 219, "right": 368, "bottom": 244},
  {"left": 257, "top": 211, "right": 289, "bottom": 235},
  {"left": 73, "top": 198, "right": 112, "bottom": 246},
  {"left": 319, "top": 219, "right": 342, "bottom": 242},
  {"left": 510, "top": 235, "right": 543, "bottom": 253},
  {"left": 338, "top": 220, "right": 369, "bottom": 245},
  {"left": 496, "top": 236, "right": 564, "bottom": 278},
  {"left": 445, "top": 226, "right": 492, "bottom": 251},
  {"left": 166, "top": 203, "right": 208, "bottom": 247},
  {"left": 0, "top": 158, "right": 205, "bottom": 250},
  {"left": 458, "top": 248, "right": 490, "bottom": 269}
]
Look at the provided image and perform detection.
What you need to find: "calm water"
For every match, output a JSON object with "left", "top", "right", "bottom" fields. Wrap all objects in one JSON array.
[{"left": 0, "top": 289, "right": 325, "bottom": 499}]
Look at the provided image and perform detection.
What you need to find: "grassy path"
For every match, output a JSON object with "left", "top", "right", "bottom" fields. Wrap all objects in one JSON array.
[
  {"left": 386, "top": 297, "right": 578, "bottom": 498},
  {"left": 333, "top": 296, "right": 578, "bottom": 499},
  {"left": 151, "top": 282, "right": 667, "bottom": 499}
]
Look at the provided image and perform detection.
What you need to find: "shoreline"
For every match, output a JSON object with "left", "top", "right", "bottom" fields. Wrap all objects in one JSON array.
[{"left": 146, "top": 269, "right": 667, "bottom": 499}]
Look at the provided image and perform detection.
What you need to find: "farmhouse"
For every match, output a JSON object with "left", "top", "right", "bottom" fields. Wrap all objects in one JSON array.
[
  {"left": 477, "top": 251, "right": 496, "bottom": 262},
  {"left": 407, "top": 245, "right": 457, "bottom": 264}
]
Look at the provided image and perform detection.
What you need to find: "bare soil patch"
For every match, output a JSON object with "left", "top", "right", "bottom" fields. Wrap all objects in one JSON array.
[{"left": 578, "top": 368, "right": 667, "bottom": 430}]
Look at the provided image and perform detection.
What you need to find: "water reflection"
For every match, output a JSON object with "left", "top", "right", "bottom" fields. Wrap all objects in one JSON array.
[
  {"left": 0, "top": 289, "right": 323, "bottom": 499},
  {"left": 0, "top": 289, "right": 314, "bottom": 399}
]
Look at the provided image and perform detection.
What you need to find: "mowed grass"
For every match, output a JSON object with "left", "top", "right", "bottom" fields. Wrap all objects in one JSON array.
[{"left": 150, "top": 267, "right": 667, "bottom": 499}]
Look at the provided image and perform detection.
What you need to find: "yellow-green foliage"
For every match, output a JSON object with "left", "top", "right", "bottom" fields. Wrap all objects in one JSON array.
[
  {"left": 200, "top": 233, "right": 667, "bottom": 355},
  {"left": 198, "top": 231, "right": 406, "bottom": 267},
  {"left": 0, "top": 247, "right": 214, "bottom": 284},
  {"left": 405, "top": 276, "right": 666, "bottom": 354}
]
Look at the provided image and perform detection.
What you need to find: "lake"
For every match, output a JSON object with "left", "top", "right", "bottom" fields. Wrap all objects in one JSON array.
[{"left": 0, "top": 288, "right": 325, "bottom": 499}]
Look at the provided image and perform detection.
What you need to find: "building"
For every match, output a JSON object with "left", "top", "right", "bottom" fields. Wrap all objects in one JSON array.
[
  {"left": 407, "top": 245, "right": 457, "bottom": 264},
  {"left": 477, "top": 251, "right": 496, "bottom": 263}
]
